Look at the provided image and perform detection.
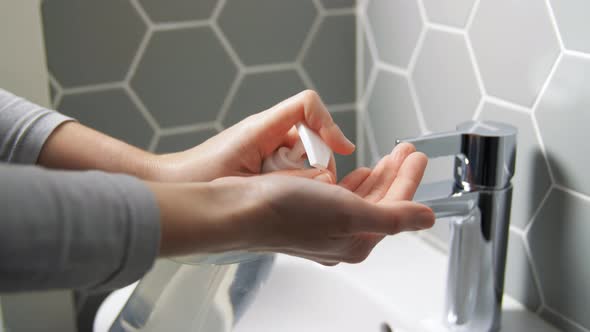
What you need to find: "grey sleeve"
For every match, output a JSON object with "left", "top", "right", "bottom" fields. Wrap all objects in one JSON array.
[
  {"left": 0, "top": 164, "right": 161, "bottom": 292},
  {"left": 0, "top": 88, "right": 73, "bottom": 164}
]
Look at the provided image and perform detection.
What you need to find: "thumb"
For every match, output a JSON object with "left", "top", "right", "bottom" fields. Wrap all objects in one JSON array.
[{"left": 271, "top": 168, "right": 335, "bottom": 184}]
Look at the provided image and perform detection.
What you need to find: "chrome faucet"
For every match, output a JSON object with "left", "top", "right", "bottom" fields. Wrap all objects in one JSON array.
[{"left": 397, "top": 121, "right": 517, "bottom": 332}]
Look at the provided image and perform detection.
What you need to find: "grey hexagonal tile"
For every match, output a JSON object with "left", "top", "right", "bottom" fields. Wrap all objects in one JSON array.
[
  {"left": 536, "top": 55, "right": 590, "bottom": 196},
  {"left": 479, "top": 103, "right": 552, "bottom": 229},
  {"left": 362, "top": 27, "right": 375, "bottom": 97},
  {"left": 504, "top": 231, "right": 542, "bottom": 311},
  {"left": 550, "top": 0, "right": 590, "bottom": 54},
  {"left": 367, "top": 70, "right": 421, "bottom": 157},
  {"left": 131, "top": 27, "right": 237, "bottom": 128},
  {"left": 541, "top": 307, "right": 587, "bottom": 332},
  {"left": 319, "top": 0, "right": 356, "bottom": 9},
  {"left": 218, "top": 0, "right": 317, "bottom": 65},
  {"left": 42, "top": 0, "right": 146, "bottom": 87},
  {"left": 58, "top": 89, "right": 153, "bottom": 149},
  {"left": 422, "top": 0, "right": 476, "bottom": 28},
  {"left": 48, "top": 81, "right": 57, "bottom": 105},
  {"left": 366, "top": 0, "right": 422, "bottom": 68},
  {"left": 303, "top": 15, "right": 356, "bottom": 105},
  {"left": 529, "top": 188, "right": 590, "bottom": 329},
  {"left": 361, "top": 116, "right": 377, "bottom": 167},
  {"left": 412, "top": 29, "right": 481, "bottom": 132},
  {"left": 139, "top": 0, "right": 217, "bottom": 22},
  {"left": 469, "top": 0, "right": 560, "bottom": 106},
  {"left": 331, "top": 110, "right": 357, "bottom": 180},
  {"left": 156, "top": 128, "right": 218, "bottom": 153},
  {"left": 222, "top": 70, "right": 306, "bottom": 127}
]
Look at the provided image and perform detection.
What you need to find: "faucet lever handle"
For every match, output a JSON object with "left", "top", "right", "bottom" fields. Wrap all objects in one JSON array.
[{"left": 396, "top": 121, "right": 517, "bottom": 189}]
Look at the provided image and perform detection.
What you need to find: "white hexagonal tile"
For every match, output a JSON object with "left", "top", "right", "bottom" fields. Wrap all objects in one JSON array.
[
  {"left": 412, "top": 29, "right": 481, "bottom": 132},
  {"left": 131, "top": 27, "right": 237, "bottom": 128},
  {"left": 366, "top": 0, "right": 423, "bottom": 68},
  {"left": 479, "top": 102, "right": 552, "bottom": 229},
  {"left": 550, "top": 0, "right": 590, "bottom": 53},
  {"left": 422, "top": 0, "right": 476, "bottom": 28},
  {"left": 361, "top": 27, "right": 375, "bottom": 98},
  {"left": 469, "top": 0, "right": 560, "bottom": 106},
  {"left": 367, "top": 70, "right": 421, "bottom": 157},
  {"left": 529, "top": 188, "right": 590, "bottom": 329},
  {"left": 218, "top": 0, "right": 317, "bottom": 65},
  {"left": 536, "top": 54, "right": 590, "bottom": 196}
]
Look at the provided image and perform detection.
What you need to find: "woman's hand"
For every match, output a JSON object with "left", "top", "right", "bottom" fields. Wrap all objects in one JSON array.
[
  {"left": 148, "top": 143, "right": 434, "bottom": 265},
  {"left": 151, "top": 90, "right": 354, "bottom": 183}
]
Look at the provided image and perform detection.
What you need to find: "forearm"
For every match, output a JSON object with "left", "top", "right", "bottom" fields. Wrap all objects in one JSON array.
[
  {"left": 0, "top": 164, "right": 160, "bottom": 292},
  {"left": 38, "top": 121, "right": 160, "bottom": 179}
]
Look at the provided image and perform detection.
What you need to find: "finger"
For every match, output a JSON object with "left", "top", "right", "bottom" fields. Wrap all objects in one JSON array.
[
  {"left": 350, "top": 201, "right": 435, "bottom": 235},
  {"left": 354, "top": 143, "right": 416, "bottom": 201},
  {"left": 257, "top": 90, "right": 355, "bottom": 156},
  {"left": 327, "top": 153, "right": 337, "bottom": 178},
  {"left": 339, "top": 167, "right": 372, "bottom": 192},
  {"left": 272, "top": 168, "right": 335, "bottom": 184},
  {"left": 382, "top": 152, "right": 428, "bottom": 202}
]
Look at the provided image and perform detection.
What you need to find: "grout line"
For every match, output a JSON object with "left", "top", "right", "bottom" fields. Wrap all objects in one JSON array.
[
  {"left": 509, "top": 225, "right": 524, "bottom": 237},
  {"left": 242, "top": 62, "right": 297, "bottom": 74},
  {"left": 296, "top": 7, "right": 324, "bottom": 64},
  {"left": 543, "top": 0, "right": 565, "bottom": 51},
  {"left": 129, "top": 0, "right": 152, "bottom": 26},
  {"left": 125, "top": 26, "right": 152, "bottom": 83},
  {"left": 375, "top": 61, "right": 407, "bottom": 76},
  {"left": 355, "top": 8, "right": 363, "bottom": 114},
  {"left": 532, "top": 111, "right": 556, "bottom": 185},
  {"left": 322, "top": 7, "right": 356, "bottom": 16},
  {"left": 465, "top": 0, "right": 482, "bottom": 32},
  {"left": 311, "top": 0, "right": 324, "bottom": 15},
  {"left": 360, "top": 64, "right": 378, "bottom": 106},
  {"left": 210, "top": 0, "right": 226, "bottom": 21},
  {"left": 416, "top": 0, "right": 428, "bottom": 23},
  {"left": 327, "top": 103, "right": 356, "bottom": 113},
  {"left": 471, "top": 97, "right": 486, "bottom": 120},
  {"left": 214, "top": 121, "right": 224, "bottom": 132},
  {"left": 363, "top": 113, "right": 380, "bottom": 162},
  {"left": 216, "top": 72, "right": 244, "bottom": 125},
  {"left": 152, "top": 20, "right": 210, "bottom": 31},
  {"left": 465, "top": 33, "right": 487, "bottom": 99},
  {"left": 427, "top": 22, "right": 465, "bottom": 36},
  {"left": 564, "top": 49, "right": 590, "bottom": 61},
  {"left": 159, "top": 121, "right": 218, "bottom": 136},
  {"left": 361, "top": 9, "right": 380, "bottom": 69},
  {"left": 542, "top": 305, "right": 590, "bottom": 332},
  {"left": 147, "top": 131, "right": 160, "bottom": 153},
  {"left": 554, "top": 184, "right": 590, "bottom": 203},
  {"left": 296, "top": 64, "right": 318, "bottom": 91},
  {"left": 62, "top": 82, "right": 125, "bottom": 95},
  {"left": 483, "top": 95, "right": 532, "bottom": 114},
  {"left": 524, "top": 186, "right": 552, "bottom": 236},
  {"left": 125, "top": 85, "right": 161, "bottom": 131},
  {"left": 47, "top": 72, "right": 63, "bottom": 109},
  {"left": 211, "top": 21, "right": 245, "bottom": 69},
  {"left": 407, "top": 26, "right": 427, "bottom": 74},
  {"left": 408, "top": 76, "right": 430, "bottom": 134},
  {"left": 531, "top": 52, "right": 563, "bottom": 112}
]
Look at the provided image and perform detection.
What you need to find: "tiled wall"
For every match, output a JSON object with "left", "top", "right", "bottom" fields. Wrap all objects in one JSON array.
[
  {"left": 41, "top": 0, "right": 357, "bottom": 179},
  {"left": 358, "top": 0, "right": 590, "bottom": 331}
]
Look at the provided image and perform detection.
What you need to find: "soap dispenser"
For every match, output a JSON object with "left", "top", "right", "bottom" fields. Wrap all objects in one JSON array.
[{"left": 173, "top": 123, "right": 332, "bottom": 265}]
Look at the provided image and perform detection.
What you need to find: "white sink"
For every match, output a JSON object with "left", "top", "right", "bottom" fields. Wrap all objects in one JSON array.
[{"left": 95, "top": 234, "right": 559, "bottom": 332}]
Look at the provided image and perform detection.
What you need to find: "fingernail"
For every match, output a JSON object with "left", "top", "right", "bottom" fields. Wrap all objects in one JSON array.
[{"left": 314, "top": 172, "right": 334, "bottom": 184}]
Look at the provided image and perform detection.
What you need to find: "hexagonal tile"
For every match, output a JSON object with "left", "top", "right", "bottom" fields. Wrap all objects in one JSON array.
[
  {"left": 479, "top": 102, "right": 552, "bottom": 229},
  {"left": 218, "top": 0, "right": 317, "bottom": 65},
  {"left": 222, "top": 70, "right": 306, "bottom": 127},
  {"left": 361, "top": 115, "right": 377, "bottom": 167},
  {"left": 362, "top": 27, "right": 375, "bottom": 98},
  {"left": 504, "top": 231, "right": 541, "bottom": 311},
  {"left": 366, "top": 0, "right": 422, "bottom": 68},
  {"left": 550, "top": 0, "right": 590, "bottom": 54},
  {"left": 536, "top": 55, "right": 590, "bottom": 196},
  {"left": 139, "top": 0, "right": 217, "bottom": 22},
  {"left": 331, "top": 110, "right": 357, "bottom": 180},
  {"left": 319, "top": 0, "right": 356, "bottom": 9},
  {"left": 131, "top": 27, "right": 237, "bottom": 128},
  {"left": 367, "top": 70, "right": 421, "bottom": 157},
  {"left": 412, "top": 29, "right": 481, "bottom": 132},
  {"left": 529, "top": 188, "right": 590, "bottom": 329},
  {"left": 156, "top": 128, "right": 218, "bottom": 153},
  {"left": 469, "top": 0, "right": 560, "bottom": 106},
  {"left": 303, "top": 15, "right": 356, "bottom": 105},
  {"left": 541, "top": 307, "right": 588, "bottom": 332},
  {"left": 422, "top": 0, "right": 476, "bottom": 28},
  {"left": 58, "top": 89, "right": 153, "bottom": 149},
  {"left": 42, "top": 0, "right": 146, "bottom": 87},
  {"left": 48, "top": 81, "right": 57, "bottom": 105}
]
